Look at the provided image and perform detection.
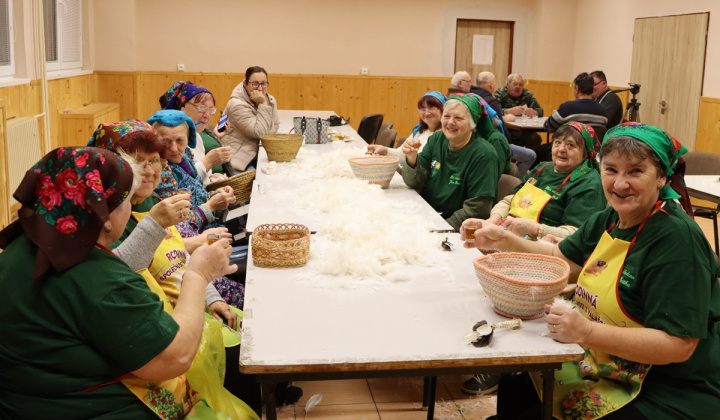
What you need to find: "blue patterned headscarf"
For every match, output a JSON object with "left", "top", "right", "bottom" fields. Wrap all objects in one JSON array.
[
  {"left": 412, "top": 91, "right": 447, "bottom": 137},
  {"left": 147, "top": 110, "right": 197, "bottom": 148},
  {"left": 160, "top": 81, "right": 212, "bottom": 111}
]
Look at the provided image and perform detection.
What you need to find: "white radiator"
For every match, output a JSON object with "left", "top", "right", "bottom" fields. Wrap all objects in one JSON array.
[{"left": 6, "top": 117, "right": 42, "bottom": 205}]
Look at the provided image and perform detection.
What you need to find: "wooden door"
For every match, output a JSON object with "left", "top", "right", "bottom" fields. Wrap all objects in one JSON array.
[
  {"left": 630, "top": 13, "right": 708, "bottom": 150},
  {"left": 455, "top": 20, "right": 513, "bottom": 85}
]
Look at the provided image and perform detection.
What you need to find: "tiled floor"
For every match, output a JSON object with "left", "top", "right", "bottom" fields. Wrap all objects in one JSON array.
[
  {"left": 262, "top": 376, "right": 496, "bottom": 420},
  {"left": 258, "top": 217, "right": 718, "bottom": 420}
]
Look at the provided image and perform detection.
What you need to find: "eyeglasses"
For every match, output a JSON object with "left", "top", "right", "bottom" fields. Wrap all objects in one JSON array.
[
  {"left": 190, "top": 102, "right": 217, "bottom": 115},
  {"left": 419, "top": 107, "right": 439, "bottom": 113},
  {"left": 142, "top": 158, "right": 164, "bottom": 171},
  {"left": 248, "top": 81, "right": 269, "bottom": 88},
  {"left": 593, "top": 80, "right": 604, "bottom": 87}
]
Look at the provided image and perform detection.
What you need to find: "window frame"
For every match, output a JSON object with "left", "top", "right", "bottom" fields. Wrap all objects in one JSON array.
[
  {"left": 0, "top": 0, "right": 15, "bottom": 78},
  {"left": 44, "top": 0, "right": 82, "bottom": 73}
]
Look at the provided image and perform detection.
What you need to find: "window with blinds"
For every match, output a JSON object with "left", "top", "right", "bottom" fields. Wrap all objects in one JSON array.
[
  {"left": 44, "top": 0, "right": 82, "bottom": 71},
  {"left": 0, "top": 0, "right": 14, "bottom": 77}
]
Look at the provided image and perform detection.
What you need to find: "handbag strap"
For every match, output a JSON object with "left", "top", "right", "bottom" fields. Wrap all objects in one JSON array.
[
  {"left": 316, "top": 118, "right": 322, "bottom": 144},
  {"left": 300, "top": 116, "right": 307, "bottom": 135}
]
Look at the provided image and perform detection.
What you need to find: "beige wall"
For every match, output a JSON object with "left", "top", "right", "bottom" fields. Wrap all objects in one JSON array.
[
  {"left": 94, "top": 0, "right": 548, "bottom": 78},
  {"left": 572, "top": 0, "right": 718, "bottom": 96}
]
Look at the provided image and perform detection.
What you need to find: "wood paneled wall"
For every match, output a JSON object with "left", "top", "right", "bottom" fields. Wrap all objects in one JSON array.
[{"left": 696, "top": 97, "right": 720, "bottom": 154}]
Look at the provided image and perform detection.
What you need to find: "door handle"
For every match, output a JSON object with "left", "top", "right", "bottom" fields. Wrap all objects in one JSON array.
[{"left": 659, "top": 100, "right": 667, "bottom": 115}]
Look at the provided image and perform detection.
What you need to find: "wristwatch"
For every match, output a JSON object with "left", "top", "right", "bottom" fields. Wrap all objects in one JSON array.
[{"left": 536, "top": 224, "right": 544, "bottom": 239}]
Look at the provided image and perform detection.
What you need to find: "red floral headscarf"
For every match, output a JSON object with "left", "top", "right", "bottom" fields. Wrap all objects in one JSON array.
[{"left": 0, "top": 147, "right": 135, "bottom": 287}]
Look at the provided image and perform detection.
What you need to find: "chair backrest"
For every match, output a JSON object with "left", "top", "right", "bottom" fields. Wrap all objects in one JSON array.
[
  {"left": 395, "top": 136, "right": 408, "bottom": 149},
  {"left": 498, "top": 174, "right": 521, "bottom": 199},
  {"left": 591, "top": 125, "right": 608, "bottom": 142},
  {"left": 682, "top": 151, "right": 720, "bottom": 175},
  {"left": 380, "top": 122, "right": 394, "bottom": 131},
  {"left": 374, "top": 128, "right": 397, "bottom": 148},
  {"left": 357, "top": 114, "right": 384, "bottom": 144}
]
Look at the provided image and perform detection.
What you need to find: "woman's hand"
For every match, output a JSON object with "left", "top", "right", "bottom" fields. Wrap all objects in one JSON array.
[
  {"left": 467, "top": 221, "right": 510, "bottom": 250},
  {"left": 367, "top": 145, "right": 388, "bottom": 155},
  {"left": 184, "top": 227, "right": 232, "bottom": 254},
  {"left": 213, "top": 125, "right": 228, "bottom": 139},
  {"left": 486, "top": 213, "right": 503, "bottom": 226},
  {"left": 502, "top": 217, "right": 539, "bottom": 238},
  {"left": 185, "top": 238, "right": 237, "bottom": 283},
  {"left": 402, "top": 139, "right": 420, "bottom": 167},
  {"left": 249, "top": 90, "right": 266, "bottom": 105},
  {"left": 545, "top": 302, "right": 591, "bottom": 344},
  {"left": 540, "top": 233, "right": 564, "bottom": 245},
  {"left": 206, "top": 186, "right": 236, "bottom": 211},
  {"left": 208, "top": 300, "right": 239, "bottom": 330},
  {"left": 148, "top": 194, "right": 191, "bottom": 228},
  {"left": 201, "top": 146, "right": 232, "bottom": 170},
  {"left": 208, "top": 173, "right": 228, "bottom": 183}
]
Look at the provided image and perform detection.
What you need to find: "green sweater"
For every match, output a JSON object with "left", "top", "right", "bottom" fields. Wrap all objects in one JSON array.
[
  {"left": 0, "top": 235, "right": 178, "bottom": 419},
  {"left": 560, "top": 201, "right": 720, "bottom": 420}
]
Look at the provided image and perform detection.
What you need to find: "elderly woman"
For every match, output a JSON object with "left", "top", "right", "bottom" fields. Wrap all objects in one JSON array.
[
  {"left": 149, "top": 110, "right": 236, "bottom": 234},
  {"left": 161, "top": 81, "right": 232, "bottom": 184},
  {"left": 368, "top": 91, "right": 446, "bottom": 156},
  {"left": 482, "top": 122, "right": 606, "bottom": 240},
  {"left": 0, "top": 147, "right": 239, "bottom": 419},
  {"left": 401, "top": 93, "right": 504, "bottom": 230},
  {"left": 222, "top": 66, "right": 280, "bottom": 173},
  {"left": 88, "top": 119, "right": 244, "bottom": 313},
  {"left": 467, "top": 123, "right": 720, "bottom": 419}
]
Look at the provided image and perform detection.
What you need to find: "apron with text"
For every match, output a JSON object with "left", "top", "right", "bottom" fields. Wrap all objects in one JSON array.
[
  {"left": 135, "top": 211, "right": 186, "bottom": 305},
  {"left": 509, "top": 164, "right": 571, "bottom": 222},
  {"left": 531, "top": 203, "right": 662, "bottom": 419}
]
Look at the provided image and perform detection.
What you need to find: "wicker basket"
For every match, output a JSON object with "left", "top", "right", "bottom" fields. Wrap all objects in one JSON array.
[
  {"left": 261, "top": 134, "right": 304, "bottom": 162},
  {"left": 206, "top": 170, "right": 256, "bottom": 204},
  {"left": 348, "top": 156, "right": 399, "bottom": 189},
  {"left": 473, "top": 252, "right": 569, "bottom": 319},
  {"left": 252, "top": 223, "right": 311, "bottom": 268}
]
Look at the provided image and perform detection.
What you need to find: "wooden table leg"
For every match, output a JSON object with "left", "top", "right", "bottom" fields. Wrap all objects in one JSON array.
[
  {"left": 541, "top": 369, "right": 554, "bottom": 420},
  {"left": 261, "top": 380, "right": 278, "bottom": 420}
]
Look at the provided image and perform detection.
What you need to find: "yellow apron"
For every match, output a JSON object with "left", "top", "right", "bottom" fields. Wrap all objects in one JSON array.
[
  {"left": 509, "top": 164, "right": 571, "bottom": 222},
  {"left": 135, "top": 211, "right": 186, "bottom": 305},
  {"left": 118, "top": 269, "right": 259, "bottom": 420},
  {"left": 531, "top": 203, "right": 662, "bottom": 419}
]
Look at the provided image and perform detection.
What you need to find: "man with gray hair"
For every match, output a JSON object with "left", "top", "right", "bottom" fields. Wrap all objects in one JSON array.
[
  {"left": 494, "top": 74, "right": 544, "bottom": 117},
  {"left": 450, "top": 71, "right": 473, "bottom": 94}
]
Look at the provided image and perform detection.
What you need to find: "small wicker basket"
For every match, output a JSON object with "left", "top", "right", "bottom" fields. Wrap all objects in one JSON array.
[
  {"left": 473, "top": 252, "right": 569, "bottom": 319},
  {"left": 252, "top": 223, "right": 311, "bottom": 268},
  {"left": 206, "top": 170, "right": 256, "bottom": 204},
  {"left": 261, "top": 134, "right": 304, "bottom": 162}
]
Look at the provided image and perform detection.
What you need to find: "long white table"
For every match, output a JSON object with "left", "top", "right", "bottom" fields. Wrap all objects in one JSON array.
[
  {"left": 685, "top": 175, "right": 720, "bottom": 204},
  {"left": 237, "top": 110, "right": 583, "bottom": 420}
]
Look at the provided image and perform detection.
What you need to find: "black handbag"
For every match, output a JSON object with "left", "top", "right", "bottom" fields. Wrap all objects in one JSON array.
[{"left": 327, "top": 115, "right": 350, "bottom": 126}]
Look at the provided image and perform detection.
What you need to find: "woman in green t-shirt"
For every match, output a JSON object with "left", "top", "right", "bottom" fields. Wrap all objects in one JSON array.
[
  {"left": 465, "top": 123, "right": 720, "bottom": 420},
  {"left": 482, "top": 122, "right": 606, "bottom": 240},
  {"left": 401, "top": 93, "right": 502, "bottom": 231}
]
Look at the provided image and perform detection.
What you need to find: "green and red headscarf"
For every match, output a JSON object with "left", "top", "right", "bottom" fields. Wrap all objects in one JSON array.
[
  {"left": 603, "top": 122, "right": 688, "bottom": 199},
  {"left": 447, "top": 93, "right": 496, "bottom": 139},
  {"left": 0, "top": 147, "right": 135, "bottom": 286}
]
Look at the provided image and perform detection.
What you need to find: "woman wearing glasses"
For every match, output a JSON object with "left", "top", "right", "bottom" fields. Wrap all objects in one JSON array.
[
  {"left": 222, "top": 66, "right": 280, "bottom": 173},
  {"left": 161, "top": 81, "right": 232, "bottom": 185}
]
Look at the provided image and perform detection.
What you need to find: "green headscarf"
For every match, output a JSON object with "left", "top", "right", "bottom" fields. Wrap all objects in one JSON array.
[
  {"left": 560, "top": 121, "right": 601, "bottom": 174},
  {"left": 447, "top": 93, "right": 496, "bottom": 139},
  {"left": 603, "top": 122, "right": 688, "bottom": 199}
]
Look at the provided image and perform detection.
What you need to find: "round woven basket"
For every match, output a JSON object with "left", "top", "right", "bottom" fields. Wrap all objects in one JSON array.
[
  {"left": 261, "top": 134, "right": 304, "bottom": 162},
  {"left": 206, "top": 170, "right": 256, "bottom": 204},
  {"left": 252, "top": 223, "right": 311, "bottom": 268},
  {"left": 473, "top": 252, "right": 569, "bottom": 319},
  {"left": 348, "top": 156, "right": 399, "bottom": 189}
]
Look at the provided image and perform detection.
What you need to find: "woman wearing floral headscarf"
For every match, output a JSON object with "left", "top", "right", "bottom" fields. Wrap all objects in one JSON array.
[
  {"left": 0, "top": 147, "right": 239, "bottom": 419},
  {"left": 161, "top": 81, "right": 232, "bottom": 184},
  {"left": 149, "top": 109, "right": 236, "bottom": 233},
  {"left": 475, "top": 122, "right": 606, "bottom": 242},
  {"left": 468, "top": 123, "right": 720, "bottom": 420},
  {"left": 401, "top": 93, "right": 503, "bottom": 231}
]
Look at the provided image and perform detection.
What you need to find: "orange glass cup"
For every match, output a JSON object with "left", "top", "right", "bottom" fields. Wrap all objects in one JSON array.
[{"left": 464, "top": 223, "right": 479, "bottom": 244}]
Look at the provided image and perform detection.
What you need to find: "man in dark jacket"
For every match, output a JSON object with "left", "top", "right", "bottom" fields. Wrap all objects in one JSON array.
[{"left": 591, "top": 70, "right": 623, "bottom": 128}]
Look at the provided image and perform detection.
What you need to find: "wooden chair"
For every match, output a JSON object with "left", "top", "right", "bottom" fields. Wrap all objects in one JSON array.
[{"left": 357, "top": 114, "right": 384, "bottom": 144}]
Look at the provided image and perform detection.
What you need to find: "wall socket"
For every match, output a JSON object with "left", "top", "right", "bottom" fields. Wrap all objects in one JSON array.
[
  {"left": 361, "top": 67, "right": 368, "bottom": 75},
  {"left": 177, "top": 63, "right": 185, "bottom": 72}
]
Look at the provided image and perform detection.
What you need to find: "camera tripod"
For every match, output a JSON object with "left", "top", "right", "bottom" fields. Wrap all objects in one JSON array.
[{"left": 624, "top": 97, "right": 641, "bottom": 123}]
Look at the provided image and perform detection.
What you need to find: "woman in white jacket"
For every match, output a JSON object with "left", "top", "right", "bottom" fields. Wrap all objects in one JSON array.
[{"left": 222, "top": 66, "right": 280, "bottom": 172}]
